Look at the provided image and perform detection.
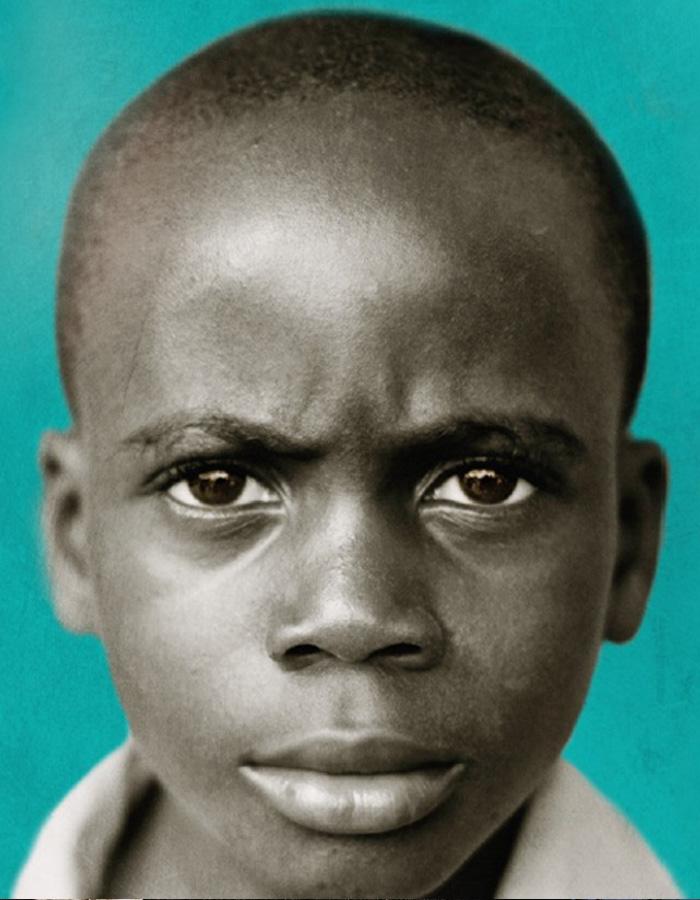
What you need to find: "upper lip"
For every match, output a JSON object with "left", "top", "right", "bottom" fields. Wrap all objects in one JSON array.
[{"left": 245, "top": 731, "right": 459, "bottom": 774}]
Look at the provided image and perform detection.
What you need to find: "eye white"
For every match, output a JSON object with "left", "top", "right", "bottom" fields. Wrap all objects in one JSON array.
[
  {"left": 167, "top": 471, "right": 278, "bottom": 509},
  {"left": 429, "top": 471, "right": 535, "bottom": 507}
]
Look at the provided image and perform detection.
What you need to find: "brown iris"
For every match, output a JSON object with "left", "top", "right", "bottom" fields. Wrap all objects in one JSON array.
[
  {"left": 459, "top": 468, "right": 517, "bottom": 504},
  {"left": 187, "top": 470, "right": 246, "bottom": 506}
]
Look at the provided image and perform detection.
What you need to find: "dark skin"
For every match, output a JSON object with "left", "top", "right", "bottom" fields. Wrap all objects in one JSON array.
[{"left": 42, "top": 94, "right": 666, "bottom": 899}]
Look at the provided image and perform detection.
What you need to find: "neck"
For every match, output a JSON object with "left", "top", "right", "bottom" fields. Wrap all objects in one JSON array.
[{"left": 426, "top": 804, "right": 527, "bottom": 900}]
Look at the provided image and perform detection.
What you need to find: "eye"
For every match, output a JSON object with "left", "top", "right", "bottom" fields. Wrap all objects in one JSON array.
[
  {"left": 166, "top": 467, "right": 278, "bottom": 511},
  {"left": 427, "top": 466, "right": 535, "bottom": 507}
]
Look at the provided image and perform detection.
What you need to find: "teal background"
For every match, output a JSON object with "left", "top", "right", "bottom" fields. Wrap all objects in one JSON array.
[{"left": 1, "top": 0, "right": 698, "bottom": 895}]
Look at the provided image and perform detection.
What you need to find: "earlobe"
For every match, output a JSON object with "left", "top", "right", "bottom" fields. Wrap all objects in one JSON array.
[
  {"left": 606, "top": 438, "right": 668, "bottom": 643},
  {"left": 40, "top": 430, "right": 99, "bottom": 634}
]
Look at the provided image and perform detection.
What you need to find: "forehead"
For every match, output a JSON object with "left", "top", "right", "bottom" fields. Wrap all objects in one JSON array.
[{"left": 78, "top": 93, "right": 623, "bottom": 444}]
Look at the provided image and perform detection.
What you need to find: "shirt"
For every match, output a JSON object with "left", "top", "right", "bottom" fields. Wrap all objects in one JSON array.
[{"left": 12, "top": 741, "right": 682, "bottom": 899}]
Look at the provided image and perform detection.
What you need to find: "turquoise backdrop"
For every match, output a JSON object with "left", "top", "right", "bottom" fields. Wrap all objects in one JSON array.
[{"left": 2, "top": 0, "right": 698, "bottom": 894}]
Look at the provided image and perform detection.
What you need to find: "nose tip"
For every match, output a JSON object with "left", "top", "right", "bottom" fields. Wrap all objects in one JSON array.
[{"left": 268, "top": 604, "right": 445, "bottom": 672}]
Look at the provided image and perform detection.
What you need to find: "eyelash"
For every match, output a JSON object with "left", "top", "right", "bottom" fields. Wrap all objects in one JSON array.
[
  {"left": 148, "top": 451, "right": 558, "bottom": 512},
  {"left": 151, "top": 458, "right": 270, "bottom": 490}
]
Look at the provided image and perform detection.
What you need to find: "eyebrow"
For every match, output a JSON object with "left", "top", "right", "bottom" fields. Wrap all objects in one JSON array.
[
  {"left": 390, "top": 416, "right": 588, "bottom": 461},
  {"left": 120, "top": 412, "right": 322, "bottom": 459},
  {"left": 120, "top": 409, "right": 587, "bottom": 462}
]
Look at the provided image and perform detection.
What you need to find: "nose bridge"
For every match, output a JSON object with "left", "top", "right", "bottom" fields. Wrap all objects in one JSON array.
[
  {"left": 267, "top": 495, "right": 445, "bottom": 668},
  {"left": 326, "top": 496, "right": 404, "bottom": 596},
  {"left": 309, "top": 493, "right": 418, "bottom": 614}
]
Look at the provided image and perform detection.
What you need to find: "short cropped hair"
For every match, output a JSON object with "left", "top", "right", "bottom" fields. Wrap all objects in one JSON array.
[{"left": 57, "top": 12, "right": 649, "bottom": 423}]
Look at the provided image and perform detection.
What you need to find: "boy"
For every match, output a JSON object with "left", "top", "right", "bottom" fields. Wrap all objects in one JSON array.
[{"left": 13, "top": 12, "right": 682, "bottom": 899}]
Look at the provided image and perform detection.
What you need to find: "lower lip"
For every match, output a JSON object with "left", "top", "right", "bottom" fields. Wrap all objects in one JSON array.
[{"left": 240, "top": 763, "right": 465, "bottom": 835}]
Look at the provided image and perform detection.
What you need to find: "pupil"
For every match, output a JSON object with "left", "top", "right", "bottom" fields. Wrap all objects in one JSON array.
[
  {"left": 460, "top": 468, "right": 516, "bottom": 504},
  {"left": 189, "top": 470, "right": 245, "bottom": 505}
]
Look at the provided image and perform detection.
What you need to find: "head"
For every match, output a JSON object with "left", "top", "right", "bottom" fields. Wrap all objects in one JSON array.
[{"left": 41, "top": 13, "right": 666, "bottom": 898}]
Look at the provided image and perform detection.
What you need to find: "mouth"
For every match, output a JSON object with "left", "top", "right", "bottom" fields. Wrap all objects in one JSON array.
[{"left": 239, "top": 732, "right": 466, "bottom": 835}]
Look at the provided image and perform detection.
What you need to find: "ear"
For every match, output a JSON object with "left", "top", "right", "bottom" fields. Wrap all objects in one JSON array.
[
  {"left": 40, "top": 429, "right": 99, "bottom": 634},
  {"left": 606, "top": 437, "right": 668, "bottom": 643}
]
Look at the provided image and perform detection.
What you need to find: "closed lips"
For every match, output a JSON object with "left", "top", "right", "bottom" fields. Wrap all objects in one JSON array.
[{"left": 239, "top": 732, "right": 466, "bottom": 834}]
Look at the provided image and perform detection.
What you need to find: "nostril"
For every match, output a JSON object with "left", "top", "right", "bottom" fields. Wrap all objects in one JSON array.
[
  {"left": 372, "top": 642, "right": 423, "bottom": 660},
  {"left": 278, "top": 642, "right": 324, "bottom": 672},
  {"left": 285, "top": 643, "right": 321, "bottom": 657}
]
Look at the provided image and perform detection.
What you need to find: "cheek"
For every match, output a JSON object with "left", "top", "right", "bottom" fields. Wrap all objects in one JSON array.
[
  {"left": 89, "top": 512, "right": 280, "bottom": 776},
  {"left": 433, "top": 509, "right": 617, "bottom": 758}
]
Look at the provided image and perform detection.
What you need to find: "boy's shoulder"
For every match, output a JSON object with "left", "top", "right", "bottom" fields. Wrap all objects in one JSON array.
[
  {"left": 497, "top": 761, "right": 682, "bottom": 899},
  {"left": 13, "top": 741, "right": 682, "bottom": 900},
  {"left": 12, "top": 741, "right": 146, "bottom": 899}
]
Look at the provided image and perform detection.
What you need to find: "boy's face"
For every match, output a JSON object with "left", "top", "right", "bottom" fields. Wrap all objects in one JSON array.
[{"left": 47, "top": 96, "right": 660, "bottom": 897}]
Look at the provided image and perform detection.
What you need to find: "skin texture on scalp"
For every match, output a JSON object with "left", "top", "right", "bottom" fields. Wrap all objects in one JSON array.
[{"left": 57, "top": 12, "right": 648, "bottom": 426}]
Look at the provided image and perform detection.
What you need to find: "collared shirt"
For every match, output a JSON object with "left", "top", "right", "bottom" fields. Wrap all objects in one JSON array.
[{"left": 13, "top": 741, "right": 682, "bottom": 899}]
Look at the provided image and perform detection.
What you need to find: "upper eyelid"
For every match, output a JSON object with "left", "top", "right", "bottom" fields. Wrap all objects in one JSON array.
[
  {"left": 140, "top": 462, "right": 285, "bottom": 511},
  {"left": 431, "top": 456, "right": 526, "bottom": 480},
  {"left": 418, "top": 454, "right": 549, "bottom": 496},
  {"left": 145, "top": 456, "right": 274, "bottom": 491},
  {"left": 162, "top": 466, "right": 283, "bottom": 515},
  {"left": 428, "top": 470, "right": 534, "bottom": 504}
]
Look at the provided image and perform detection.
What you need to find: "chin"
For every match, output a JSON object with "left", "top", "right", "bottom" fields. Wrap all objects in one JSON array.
[
  {"left": 270, "top": 854, "right": 455, "bottom": 900},
  {"left": 248, "top": 814, "right": 474, "bottom": 900}
]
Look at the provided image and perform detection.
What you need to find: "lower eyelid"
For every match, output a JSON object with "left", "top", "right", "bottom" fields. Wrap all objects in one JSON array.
[
  {"left": 159, "top": 503, "right": 286, "bottom": 545},
  {"left": 163, "top": 494, "right": 283, "bottom": 519},
  {"left": 419, "top": 503, "right": 539, "bottom": 538}
]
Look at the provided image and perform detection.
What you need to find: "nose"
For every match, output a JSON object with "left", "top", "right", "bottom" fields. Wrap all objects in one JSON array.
[{"left": 266, "top": 498, "right": 445, "bottom": 671}]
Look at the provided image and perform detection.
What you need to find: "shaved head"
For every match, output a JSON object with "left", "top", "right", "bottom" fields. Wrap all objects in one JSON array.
[
  {"left": 57, "top": 12, "right": 648, "bottom": 423},
  {"left": 42, "top": 16, "right": 669, "bottom": 896}
]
